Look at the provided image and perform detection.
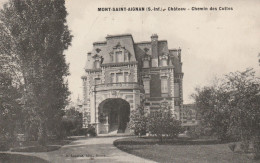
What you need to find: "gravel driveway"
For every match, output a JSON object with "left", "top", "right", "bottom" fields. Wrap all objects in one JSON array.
[{"left": 2, "top": 136, "right": 155, "bottom": 163}]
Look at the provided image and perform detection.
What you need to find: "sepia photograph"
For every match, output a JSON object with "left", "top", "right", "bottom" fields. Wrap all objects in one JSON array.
[{"left": 0, "top": 0, "right": 260, "bottom": 162}]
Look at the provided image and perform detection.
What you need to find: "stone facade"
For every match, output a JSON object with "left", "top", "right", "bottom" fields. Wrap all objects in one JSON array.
[{"left": 81, "top": 34, "right": 183, "bottom": 134}]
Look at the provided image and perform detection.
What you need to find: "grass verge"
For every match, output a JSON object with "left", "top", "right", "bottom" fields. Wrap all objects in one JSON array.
[
  {"left": 10, "top": 139, "right": 73, "bottom": 152},
  {"left": 114, "top": 137, "right": 257, "bottom": 163},
  {"left": 0, "top": 153, "right": 48, "bottom": 163}
]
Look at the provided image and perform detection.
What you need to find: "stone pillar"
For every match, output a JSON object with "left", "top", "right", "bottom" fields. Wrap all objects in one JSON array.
[
  {"left": 104, "top": 116, "right": 109, "bottom": 133},
  {"left": 96, "top": 122, "right": 100, "bottom": 134},
  {"left": 133, "top": 65, "right": 138, "bottom": 82},
  {"left": 101, "top": 67, "right": 105, "bottom": 83},
  {"left": 169, "top": 68, "right": 176, "bottom": 117}
]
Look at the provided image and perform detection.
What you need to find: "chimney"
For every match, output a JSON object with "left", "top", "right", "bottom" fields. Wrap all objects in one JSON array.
[
  {"left": 151, "top": 34, "right": 159, "bottom": 67},
  {"left": 178, "top": 48, "right": 182, "bottom": 62}
]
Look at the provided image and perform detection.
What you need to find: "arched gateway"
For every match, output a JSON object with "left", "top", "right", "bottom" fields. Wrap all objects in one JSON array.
[{"left": 98, "top": 98, "right": 130, "bottom": 134}]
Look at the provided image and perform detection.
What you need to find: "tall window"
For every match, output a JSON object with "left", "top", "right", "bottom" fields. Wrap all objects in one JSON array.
[
  {"left": 161, "top": 78, "right": 168, "bottom": 93},
  {"left": 110, "top": 72, "right": 130, "bottom": 83},
  {"left": 124, "top": 52, "right": 129, "bottom": 62},
  {"left": 116, "top": 73, "right": 124, "bottom": 82},
  {"left": 144, "top": 80, "right": 150, "bottom": 94},
  {"left": 116, "top": 51, "right": 123, "bottom": 62},
  {"left": 111, "top": 73, "right": 116, "bottom": 83},
  {"left": 143, "top": 60, "right": 149, "bottom": 68},
  {"left": 124, "top": 72, "right": 129, "bottom": 82}
]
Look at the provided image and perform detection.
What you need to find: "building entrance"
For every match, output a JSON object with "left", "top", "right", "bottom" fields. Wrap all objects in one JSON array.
[{"left": 98, "top": 98, "right": 130, "bottom": 133}]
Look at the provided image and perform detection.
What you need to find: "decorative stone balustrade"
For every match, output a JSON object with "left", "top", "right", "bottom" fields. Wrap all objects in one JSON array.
[{"left": 95, "top": 82, "right": 144, "bottom": 92}]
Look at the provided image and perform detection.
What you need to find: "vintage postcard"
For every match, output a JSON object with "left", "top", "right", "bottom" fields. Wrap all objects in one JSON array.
[{"left": 0, "top": 0, "right": 259, "bottom": 162}]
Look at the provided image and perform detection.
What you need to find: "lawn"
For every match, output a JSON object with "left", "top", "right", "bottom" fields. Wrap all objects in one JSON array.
[
  {"left": 10, "top": 139, "right": 74, "bottom": 152},
  {"left": 0, "top": 153, "right": 49, "bottom": 163},
  {"left": 114, "top": 137, "right": 257, "bottom": 163}
]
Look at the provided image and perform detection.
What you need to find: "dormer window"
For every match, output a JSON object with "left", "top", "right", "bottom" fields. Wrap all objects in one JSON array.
[
  {"left": 161, "top": 59, "right": 167, "bottom": 67},
  {"left": 94, "top": 60, "right": 100, "bottom": 68},
  {"left": 116, "top": 51, "right": 123, "bottom": 62},
  {"left": 111, "top": 42, "right": 130, "bottom": 63},
  {"left": 159, "top": 53, "right": 168, "bottom": 67},
  {"left": 92, "top": 53, "right": 102, "bottom": 69},
  {"left": 142, "top": 52, "right": 151, "bottom": 68},
  {"left": 143, "top": 60, "right": 150, "bottom": 68}
]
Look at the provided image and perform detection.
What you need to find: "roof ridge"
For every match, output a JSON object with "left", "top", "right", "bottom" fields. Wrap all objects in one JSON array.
[{"left": 106, "top": 33, "right": 133, "bottom": 38}]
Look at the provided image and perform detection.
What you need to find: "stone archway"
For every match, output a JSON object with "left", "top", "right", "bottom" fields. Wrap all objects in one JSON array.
[{"left": 98, "top": 98, "right": 130, "bottom": 134}]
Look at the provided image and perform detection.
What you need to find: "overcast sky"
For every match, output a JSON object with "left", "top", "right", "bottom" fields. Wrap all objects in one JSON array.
[
  {"left": 1, "top": 0, "right": 260, "bottom": 103},
  {"left": 64, "top": 0, "right": 260, "bottom": 103}
]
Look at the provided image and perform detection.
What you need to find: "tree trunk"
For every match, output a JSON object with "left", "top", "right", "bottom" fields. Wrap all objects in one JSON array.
[{"left": 38, "top": 121, "right": 47, "bottom": 146}]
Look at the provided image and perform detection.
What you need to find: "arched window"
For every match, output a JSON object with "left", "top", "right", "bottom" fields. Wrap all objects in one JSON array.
[{"left": 161, "top": 59, "right": 167, "bottom": 67}]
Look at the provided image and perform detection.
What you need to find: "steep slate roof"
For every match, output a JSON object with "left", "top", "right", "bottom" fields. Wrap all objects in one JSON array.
[
  {"left": 85, "top": 34, "right": 181, "bottom": 70},
  {"left": 85, "top": 34, "right": 136, "bottom": 69},
  {"left": 158, "top": 41, "right": 169, "bottom": 56}
]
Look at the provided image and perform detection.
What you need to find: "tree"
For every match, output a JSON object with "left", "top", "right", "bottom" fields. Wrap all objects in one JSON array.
[
  {"left": 192, "top": 86, "right": 231, "bottom": 140},
  {"left": 0, "top": 71, "right": 21, "bottom": 149},
  {"left": 129, "top": 106, "right": 147, "bottom": 136},
  {"left": 61, "top": 107, "right": 83, "bottom": 136},
  {"left": 147, "top": 105, "right": 182, "bottom": 142},
  {"left": 192, "top": 68, "right": 260, "bottom": 154},
  {"left": 223, "top": 69, "right": 260, "bottom": 142},
  {"left": 0, "top": 0, "right": 72, "bottom": 145}
]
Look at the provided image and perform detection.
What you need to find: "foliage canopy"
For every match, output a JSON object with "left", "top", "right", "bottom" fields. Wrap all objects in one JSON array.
[{"left": 0, "top": 0, "right": 72, "bottom": 145}]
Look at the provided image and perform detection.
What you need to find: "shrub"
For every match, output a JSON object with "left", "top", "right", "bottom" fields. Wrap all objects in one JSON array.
[
  {"left": 86, "top": 125, "right": 96, "bottom": 137},
  {"left": 60, "top": 108, "right": 83, "bottom": 137},
  {"left": 252, "top": 141, "right": 260, "bottom": 159},
  {"left": 186, "top": 127, "right": 200, "bottom": 139},
  {"left": 192, "top": 69, "right": 260, "bottom": 143},
  {"left": 147, "top": 105, "right": 182, "bottom": 142},
  {"left": 186, "top": 125, "right": 214, "bottom": 139},
  {"left": 0, "top": 141, "right": 9, "bottom": 151},
  {"left": 129, "top": 106, "right": 147, "bottom": 136},
  {"left": 78, "top": 128, "right": 88, "bottom": 136}
]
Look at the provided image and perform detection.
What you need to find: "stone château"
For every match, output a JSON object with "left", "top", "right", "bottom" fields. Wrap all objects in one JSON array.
[{"left": 81, "top": 34, "right": 183, "bottom": 134}]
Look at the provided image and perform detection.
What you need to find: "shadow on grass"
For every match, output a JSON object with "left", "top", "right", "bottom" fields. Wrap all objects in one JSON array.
[{"left": 0, "top": 153, "right": 49, "bottom": 163}]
